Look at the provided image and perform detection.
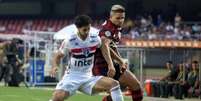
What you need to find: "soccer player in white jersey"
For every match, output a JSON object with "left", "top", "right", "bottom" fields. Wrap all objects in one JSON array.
[{"left": 50, "top": 15, "right": 124, "bottom": 101}]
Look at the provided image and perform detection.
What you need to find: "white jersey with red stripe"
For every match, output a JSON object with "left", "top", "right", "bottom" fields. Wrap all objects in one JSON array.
[{"left": 59, "top": 33, "right": 101, "bottom": 76}]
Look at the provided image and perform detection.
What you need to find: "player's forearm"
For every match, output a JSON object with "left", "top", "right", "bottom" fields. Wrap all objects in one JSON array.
[
  {"left": 52, "top": 52, "right": 63, "bottom": 68},
  {"left": 110, "top": 42, "right": 121, "bottom": 57},
  {"left": 100, "top": 42, "right": 114, "bottom": 68},
  {"left": 110, "top": 48, "right": 124, "bottom": 65}
]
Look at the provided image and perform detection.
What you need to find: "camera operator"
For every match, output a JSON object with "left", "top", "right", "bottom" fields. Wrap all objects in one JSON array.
[{"left": 4, "top": 38, "right": 23, "bottom": 87}]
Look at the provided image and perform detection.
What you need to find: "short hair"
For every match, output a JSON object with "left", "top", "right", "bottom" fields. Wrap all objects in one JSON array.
[
  {"left": 74, "top": 15, "right": 92, "bottom": 28},
  {"left": 110, "top": 4, "right": 125, "bottom": 15},
  {"left": 167, "top": 61, "right": 173, "bottom": 64},
  {"left": 192, "top": 60, "right": 198, "bottom": 64}
]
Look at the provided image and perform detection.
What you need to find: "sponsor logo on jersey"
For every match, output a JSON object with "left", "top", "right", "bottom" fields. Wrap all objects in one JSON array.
[{"left": 74, "top": 59, "right": 93, "bottom": 67}]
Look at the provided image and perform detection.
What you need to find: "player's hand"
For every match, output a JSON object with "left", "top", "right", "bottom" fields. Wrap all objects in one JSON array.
[
  {"left": 120, "top": 59, "right": 128, "bottom": 73},
  {"left": 50, "top": 67, "right": 58, "bottom": 77},
  {"left": 107, "top": 65, "right": 116, "bottom": 78},
  {"left": 120, "top": 63, "right": 127, "bottom": 73}
]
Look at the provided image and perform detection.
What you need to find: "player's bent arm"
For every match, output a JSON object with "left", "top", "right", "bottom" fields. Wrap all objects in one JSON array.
[
  {"left": 100, "top": 37, "right": 116, "bottom": 77},
  {"left": 100, "top": 36, "right": 114, "bottom": 68},
  {"left": 110, "top": 42, "right": 122, "bottom": 57},
  {"left": 50, "top": 51, "right": 65, "bottom": 77},
  {"left": 52, "top": 51, "right": 65, "bottom": 68},
  {"left": 110, "top": 48, "right": 124, "bottom": 65}
]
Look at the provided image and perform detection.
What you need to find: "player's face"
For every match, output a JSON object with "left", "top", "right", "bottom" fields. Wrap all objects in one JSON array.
[
  {"left": 179, "top": 64, "right": 183, "bottom": 71},
  {"left": 166, "top": 63, "right": 172, "bottom": 70},
  {"left": 191, "top": 63, "right": 198, "bottom": 70},
  {"left": 78, "top": 24, "right": 90, "bottom": 38},
  {"left": 110, "top": 12, "right": 125, "bottom": 27}
]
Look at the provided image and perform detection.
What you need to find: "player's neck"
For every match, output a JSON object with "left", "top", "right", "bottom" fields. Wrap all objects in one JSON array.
[
  {"left": 108, "top": 19, "right": 120, "bottom": 28},
  {"left": 77, "top": 32, "right": 88, "bottom": 41}
]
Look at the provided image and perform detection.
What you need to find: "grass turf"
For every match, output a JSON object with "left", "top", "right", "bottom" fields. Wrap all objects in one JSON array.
[{"left": 0, "top": 86, "right": 131, "bottom": 101}]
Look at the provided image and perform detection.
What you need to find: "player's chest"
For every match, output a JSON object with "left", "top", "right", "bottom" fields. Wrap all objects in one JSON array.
[{"left": 68, "top": 38, "right": 98, "bottom": 55}]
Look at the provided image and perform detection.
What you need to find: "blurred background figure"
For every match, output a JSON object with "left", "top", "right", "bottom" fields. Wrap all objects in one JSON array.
[
  {"left": 3, "top": 38, "right": 23, "bottom": 87},
  {"left": 0, "top": 41, "right": 9, "bottom": 86},
  {"left": 184, "top": 61, "right": 200, "bottom": 98},
  {"left": 159, "top": 61, "right": 178, "bottom": 98},
  {"left": 172, "top": 62, "right": 188, "bottom": 99}
]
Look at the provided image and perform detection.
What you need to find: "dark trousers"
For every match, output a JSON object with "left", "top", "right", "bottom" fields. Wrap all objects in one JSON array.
[
  {"left": 0, "top": 64, "right": 11, "bottom": 84},
  {"left": 159, "top": 81, "right": 173, "bottom": 98},
  {"left": 1, "top": 62, "right": 22, "bottom": 87},
  {"left": 173, "top": 83, "right": 184, "bottom": 99},
  {"left": 152, "top": 82, "right": 161, "bottom": 97}
]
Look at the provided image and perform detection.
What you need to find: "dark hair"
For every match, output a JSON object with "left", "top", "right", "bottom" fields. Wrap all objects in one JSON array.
[
  {"left": 192, "top": 60, "right": 198, "bottom": 64},
  {"left": 74, "top": 15, "right": 92, "bottom": 28},
  {"left": 167, "top": 61, "right": 173, "bottom": 64}
]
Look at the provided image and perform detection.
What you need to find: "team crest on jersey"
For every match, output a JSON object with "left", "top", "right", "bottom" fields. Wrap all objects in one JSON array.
[
  {"left": 105, "top": 31, "right": 111, "bottom": 37},
  {"left": 82, "top": 48, "right": 90, "bottom": 57}
]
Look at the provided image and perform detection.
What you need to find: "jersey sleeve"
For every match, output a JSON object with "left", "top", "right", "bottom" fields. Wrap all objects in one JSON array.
[
  {"left": 97, "top": 36, "right": 102, "bottom": 48},
  {"left": 99, "top": 30, "right": 112, "bottom": 39},
  {"left": 58, "top": 39, "right": 69, "bottom": 56}
]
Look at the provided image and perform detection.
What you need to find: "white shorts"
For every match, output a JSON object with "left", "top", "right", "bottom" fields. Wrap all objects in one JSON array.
[{"left": 55, "top": 73, "right": 103, "bottom": 96}]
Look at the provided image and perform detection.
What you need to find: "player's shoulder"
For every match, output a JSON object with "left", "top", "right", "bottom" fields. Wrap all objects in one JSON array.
[
  {"left": 88, "top": 33, "right": 101, "bottom": 44},
  {"left": 68, "top": 34, "right": 77, "bottom": 42},
  {"left": 99, "top": 29, "right": 112, "bottom": 38},
  {"left": 89, "top": 32, "right": 99, "bottom": 39}
]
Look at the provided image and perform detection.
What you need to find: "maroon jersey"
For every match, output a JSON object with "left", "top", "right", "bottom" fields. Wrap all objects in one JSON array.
[{"left": 92, "top": 20, "right": 121, "bottom": 76}]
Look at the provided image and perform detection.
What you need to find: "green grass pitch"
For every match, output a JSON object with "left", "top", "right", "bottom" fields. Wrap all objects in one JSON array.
[{"left": 0, "top": 87, "right": 131, "bottom": 101}]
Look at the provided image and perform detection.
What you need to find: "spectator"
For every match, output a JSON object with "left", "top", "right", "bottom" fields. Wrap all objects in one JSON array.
[
  {"left": 148, "top": 15, "right": 153, "bottom": 25},
  {"left": 165, "top": 22, "right": 174, "bottom": 32},
  {"left": 156, "top": 14, "right": 163, "bottom": 27},
  {"left": 174, "top": 13, "right": 182, "bottom": 27},
  {"left": 130, "top": 27, "right": 140, "bottom": 39},
  {"left": 159, "top": 61, "right": 178, "bottom": 98},
  {"left": 172, "top": 62, "right": 188, "bottom": 99},
  {"left": 192, "top": 24, "right": 201, "bottom": 34},
  {"left": 185, "top": 61, "right": 200, "bottom": 97}
]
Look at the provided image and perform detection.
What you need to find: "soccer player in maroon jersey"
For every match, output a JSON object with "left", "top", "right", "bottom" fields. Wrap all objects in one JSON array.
[{"left": 92, "top": 5, "right": 143, "bottom": 101}]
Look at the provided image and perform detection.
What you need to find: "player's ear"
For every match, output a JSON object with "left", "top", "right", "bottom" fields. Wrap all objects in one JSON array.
[{"left": 109, "top": 15, "right": 113, "bottom": 19}]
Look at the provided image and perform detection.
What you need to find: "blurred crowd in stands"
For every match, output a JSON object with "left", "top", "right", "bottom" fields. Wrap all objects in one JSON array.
[
  {"left": 0, "top": 19, "right": 72, "bottom": 34},
  {"left": 0, "top": 13, "right": 201, "bottom": 41},
  {"left": 122, "top": 13, "right": 201, "bottom": 40}
]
